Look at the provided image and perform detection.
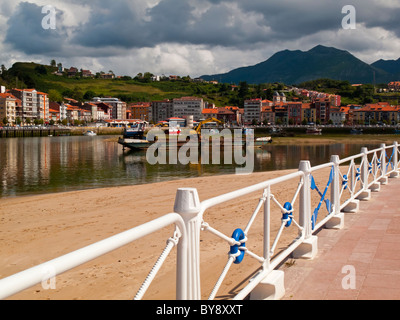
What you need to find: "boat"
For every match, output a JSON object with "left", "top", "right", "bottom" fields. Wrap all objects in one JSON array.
[
  {"left": 350, "top": 128, "right": 363, "bottom": 135},
  {"left": 123, "top": 122, "right": 148, "bottom": 139},
  {"left": 306, "top": 127, "right": 322, "bottom": 135},
  {"left": 118, "top": 135, "right": 272, "bottom": 151},
  {"left": 84, "top": 130, "right": 97, "bottom": 136},
  {"left": 255, "top": 136, "right": 272, "bottom": 146},
  {"left": 118, "top": 137, "right": 153, "bottom": 150}
]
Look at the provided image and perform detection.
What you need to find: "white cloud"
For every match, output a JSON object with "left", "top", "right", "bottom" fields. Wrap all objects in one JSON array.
[{"left": 1, "top": 0, "right": 400, "bottom": 77}]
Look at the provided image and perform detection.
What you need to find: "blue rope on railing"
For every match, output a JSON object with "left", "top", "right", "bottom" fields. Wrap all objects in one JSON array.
[
  {"left": 230, "top": 228, "right": 246, "bottom": 264},
  {"left": 386, "top": 149, "right": 395, "bottom": 170},
  {"left": 355, "top": 168, "right": 361, "bottom": 181},
  {"left": 282, "top": 202, "right": 293, "bottom": 227},
  {"left": 342, "top": 174, "right": 348, "bottom": 190},
  {"left": 310, "top": 166, "right": 334, "bottom": 230}
]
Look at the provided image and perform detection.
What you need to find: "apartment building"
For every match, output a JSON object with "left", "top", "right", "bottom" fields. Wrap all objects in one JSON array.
[
  {"left": 129, "top": 102, "right": 151, "bottom": 121},
  {"left": 91, "top": 97, "right": 126, "bottom": 120},
  {"left": 244, "top": 98, "right": 262, "bottom": 124},
  {"left": 287, "top": 102, "right": 302, "bottom": 125},
  {"left": 173, "top": 96, "right": 204, "bottom": 121},
  {"left": 151, "top": 99, "right": 173, "bottom": 123},
  {"left": 260, "top": 106, "right": 275, "bottom": 124},
  {"left": 0, "top": 93, "right": 17, "bottom": 124},
  {"left": 10, "top": 88, "right": 37, "bottom": 123},
  {"left": 301, "top": 103, "right": 316, "bottom": 124},
  {"left": 36, "top": 91, "right": 49, "bottom": 122},
  {"left": 314, "top": 98, "right": 331, "bottom": 124},
  {"left": 353, "top": 103, "right": 400, "bottom": 125}
]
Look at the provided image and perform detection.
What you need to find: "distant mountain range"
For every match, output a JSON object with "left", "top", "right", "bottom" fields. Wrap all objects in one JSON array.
[{"left": 201, "top": 45, "right": 400, "bottom": 85}]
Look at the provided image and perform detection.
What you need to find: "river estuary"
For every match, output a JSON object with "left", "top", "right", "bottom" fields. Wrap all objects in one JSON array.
[{"left": 0, "top": 135, "right": 384, "bottom": 198}]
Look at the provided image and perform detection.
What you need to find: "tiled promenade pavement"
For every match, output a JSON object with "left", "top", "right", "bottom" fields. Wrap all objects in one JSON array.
[{"left": 282, "top": 177, "right": 400, "bottom": 300}]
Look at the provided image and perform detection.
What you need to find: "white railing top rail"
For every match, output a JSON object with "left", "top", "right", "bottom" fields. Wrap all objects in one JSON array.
[
  {"left": 0, "top": 213, "right": 187, "bottom": 300},
  {"left": 200, "top": 171, "right": 304, "bottom": 213}
]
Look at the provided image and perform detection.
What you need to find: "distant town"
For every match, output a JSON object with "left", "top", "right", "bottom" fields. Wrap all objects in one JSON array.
[{"left": 2, "top": 64, "right": 400, "bottom": 128}]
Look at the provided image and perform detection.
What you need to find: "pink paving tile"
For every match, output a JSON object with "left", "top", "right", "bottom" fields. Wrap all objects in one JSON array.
[
  {"left": 370, "top": 258, "right": 400, "bottom": 272},
  {"left": 358, "top": 286, "right": 400, "bottom": 300},
  {"left": 282, "top": 176, "right": 400, "bottom": 300},
  {"left": 374, "top": 243, "right": 400, "bottom": 260},
  {"left": 362, "top": 273, "right": 400, "bottom": 289}
]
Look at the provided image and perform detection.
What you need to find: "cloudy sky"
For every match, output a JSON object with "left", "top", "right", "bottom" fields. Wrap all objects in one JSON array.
[{"left": 1, "top": 0, "right": 400, "bottom": 78}]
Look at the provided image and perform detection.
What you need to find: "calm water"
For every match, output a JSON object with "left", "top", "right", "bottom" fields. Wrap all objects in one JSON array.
[{"left": 0, "top": 135, "right": 382, "bottom": 198}]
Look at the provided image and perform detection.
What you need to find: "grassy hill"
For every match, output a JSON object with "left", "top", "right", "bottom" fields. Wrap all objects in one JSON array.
[
  {"left": 2, "top": 62, "right": 241, "bottom": 106},
  {"left": 0, "top": 61, "right": 395, "bottom": 107}
]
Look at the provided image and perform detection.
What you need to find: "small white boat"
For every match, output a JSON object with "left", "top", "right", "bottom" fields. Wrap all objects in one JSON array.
[
  {"left": 255, "top": 136, "right": 272, "bottom": 146},
  {"left": 306, "top": 127, "right": 322, "bottom": 134},
  {"left": 84, "top": 130, "right": 97, "bottom": 136}
]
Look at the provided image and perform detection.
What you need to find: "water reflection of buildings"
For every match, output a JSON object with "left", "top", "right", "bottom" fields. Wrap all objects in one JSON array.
[
  {"left": 0, "top": 137, "right": 385, "bottom": 197},
  {"left": 0, "top": 137, "right": 123, "bottom": 197},
  {"left": 1, "top": 138, "right": 51, "bottom": 196}
]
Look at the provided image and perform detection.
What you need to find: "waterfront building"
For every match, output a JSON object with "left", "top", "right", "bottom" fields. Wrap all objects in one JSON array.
[
  {"left": 353, "top": 103, "right": 400, "bottom": 125},
  {"left": 274, "top": 105, "right": 288, "bottom": 124},
  {"left": 129, "top": 102, "right": 151, "bottom": 121},
  {"left": 173, "top": 96, "right": 204, "bottom": 121},
  {"left": 301, "top": 103, "right": 316, "bottom": 124},
  {"left": 151, "top": 99, "right": 173, "bottom": 123},
  {"left": 94, "top": 102, "right": 112, "bottom": 120},
  {"left": 201, "top": 106, "right": 239, "bottom": 125},
  {"left": 10, "top": 88, "right": 38, "bottom": 124},
  {"left": 36, "top": 91, "right": 49, "bottom": 122},
  {"left": 287, "top": 102, "right": 302, "bottom": 125},
  {"left": 0, "top": 93, "right": 17, "bottom": 124},
  {"left": 91, "top": 97, "right": 126, "bottom": 120},
  {"left": 314, "top": 98, "right": 331, "bottom": 124},
  {"left": 260, "top": 106, "right": 275, "bottom": 124},
  {"left": 244, "top": 98, "right": 262, "bottom": 124},
  {"left": 330, "top": 106, "right": 350, "bottom": 125}
]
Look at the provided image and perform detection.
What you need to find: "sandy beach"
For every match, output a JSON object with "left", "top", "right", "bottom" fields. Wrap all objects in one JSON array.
[{"left": 0, "top": 164, "right": 341, "bottom": 300}]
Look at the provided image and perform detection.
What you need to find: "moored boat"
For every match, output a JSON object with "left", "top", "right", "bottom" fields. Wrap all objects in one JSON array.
[
  {"left": 306, "top": 127, "right": 322, "bottom": 134},
  {"left": 84, "top": 130, "right": 97, "bottom": 136}
]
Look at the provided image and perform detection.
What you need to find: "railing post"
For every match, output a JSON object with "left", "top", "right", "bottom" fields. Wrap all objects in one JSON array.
[
  {"left": 326, "top": 155, "right": 344, "bottom": 229},
  {"left": 293, "top": 160, "right": 317, "bottom": 259},
  {"left": 357, "top": 147, "right": 372, "bottom": 200},
  {"left": 390, "top": 141, "right": 399, "bottom": 178},
  {"left": 379, "top": 143, "right": 388, "bottom": 185},
  {"left": 298, "top": 160, "right": 312, "bottom": 239},
  {"left": 174, "top": 188, "right": 201, "bottom": 300}
]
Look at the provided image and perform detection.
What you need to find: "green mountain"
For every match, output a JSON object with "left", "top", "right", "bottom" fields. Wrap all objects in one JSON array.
[
  {"left": 201, "top": 45, "right": 394, "bottom": 85},
  {"left": 371, "top": 58, "right": 400, "bottom": 78}
]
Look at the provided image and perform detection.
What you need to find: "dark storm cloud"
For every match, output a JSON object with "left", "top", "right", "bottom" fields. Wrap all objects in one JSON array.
[
  {"left": 71, "top": 0, "right": 274, "bottom": 48},
  {"left": 4, "top": 0, "right": 400, "bottom": 58},
  {"left": 4, "top": 2, "right": 68, "bottom": 55},
  {"left": 72, "top": 1, "right": 152, "bottom": 48}
]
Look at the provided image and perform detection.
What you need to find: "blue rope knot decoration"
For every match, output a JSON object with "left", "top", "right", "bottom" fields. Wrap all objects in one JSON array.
[
  {"left": 355, "top": 168, "right": 361, "bottom": 181},
  {"left": 310, "top": 166, "right": 334, "bottom": 230},
  {"left": 230, "top": 228, "right": 246, "bottom": 264},
  {"left": 377, "top": 159, "right": 381, "bottom": 169},
  {"left": 368, "top": 163, "right": 373, "bottom": 174},
  {"left": 282, "top": 202, "right": 293, "bottom": 227},
  {"left": 342, "top": 174, "right": 348, "bottom": 190},
  {"left": 386, "top": 150, "right": 394, "bottom": 170}
]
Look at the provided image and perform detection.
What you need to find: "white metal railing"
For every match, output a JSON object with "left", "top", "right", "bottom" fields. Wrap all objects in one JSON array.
[
  {"left": 0, "top": 142, "right": 399, "bottom": 300},
  {"left": 0, "top": 213, "right": 187, "bottom": 300}
]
